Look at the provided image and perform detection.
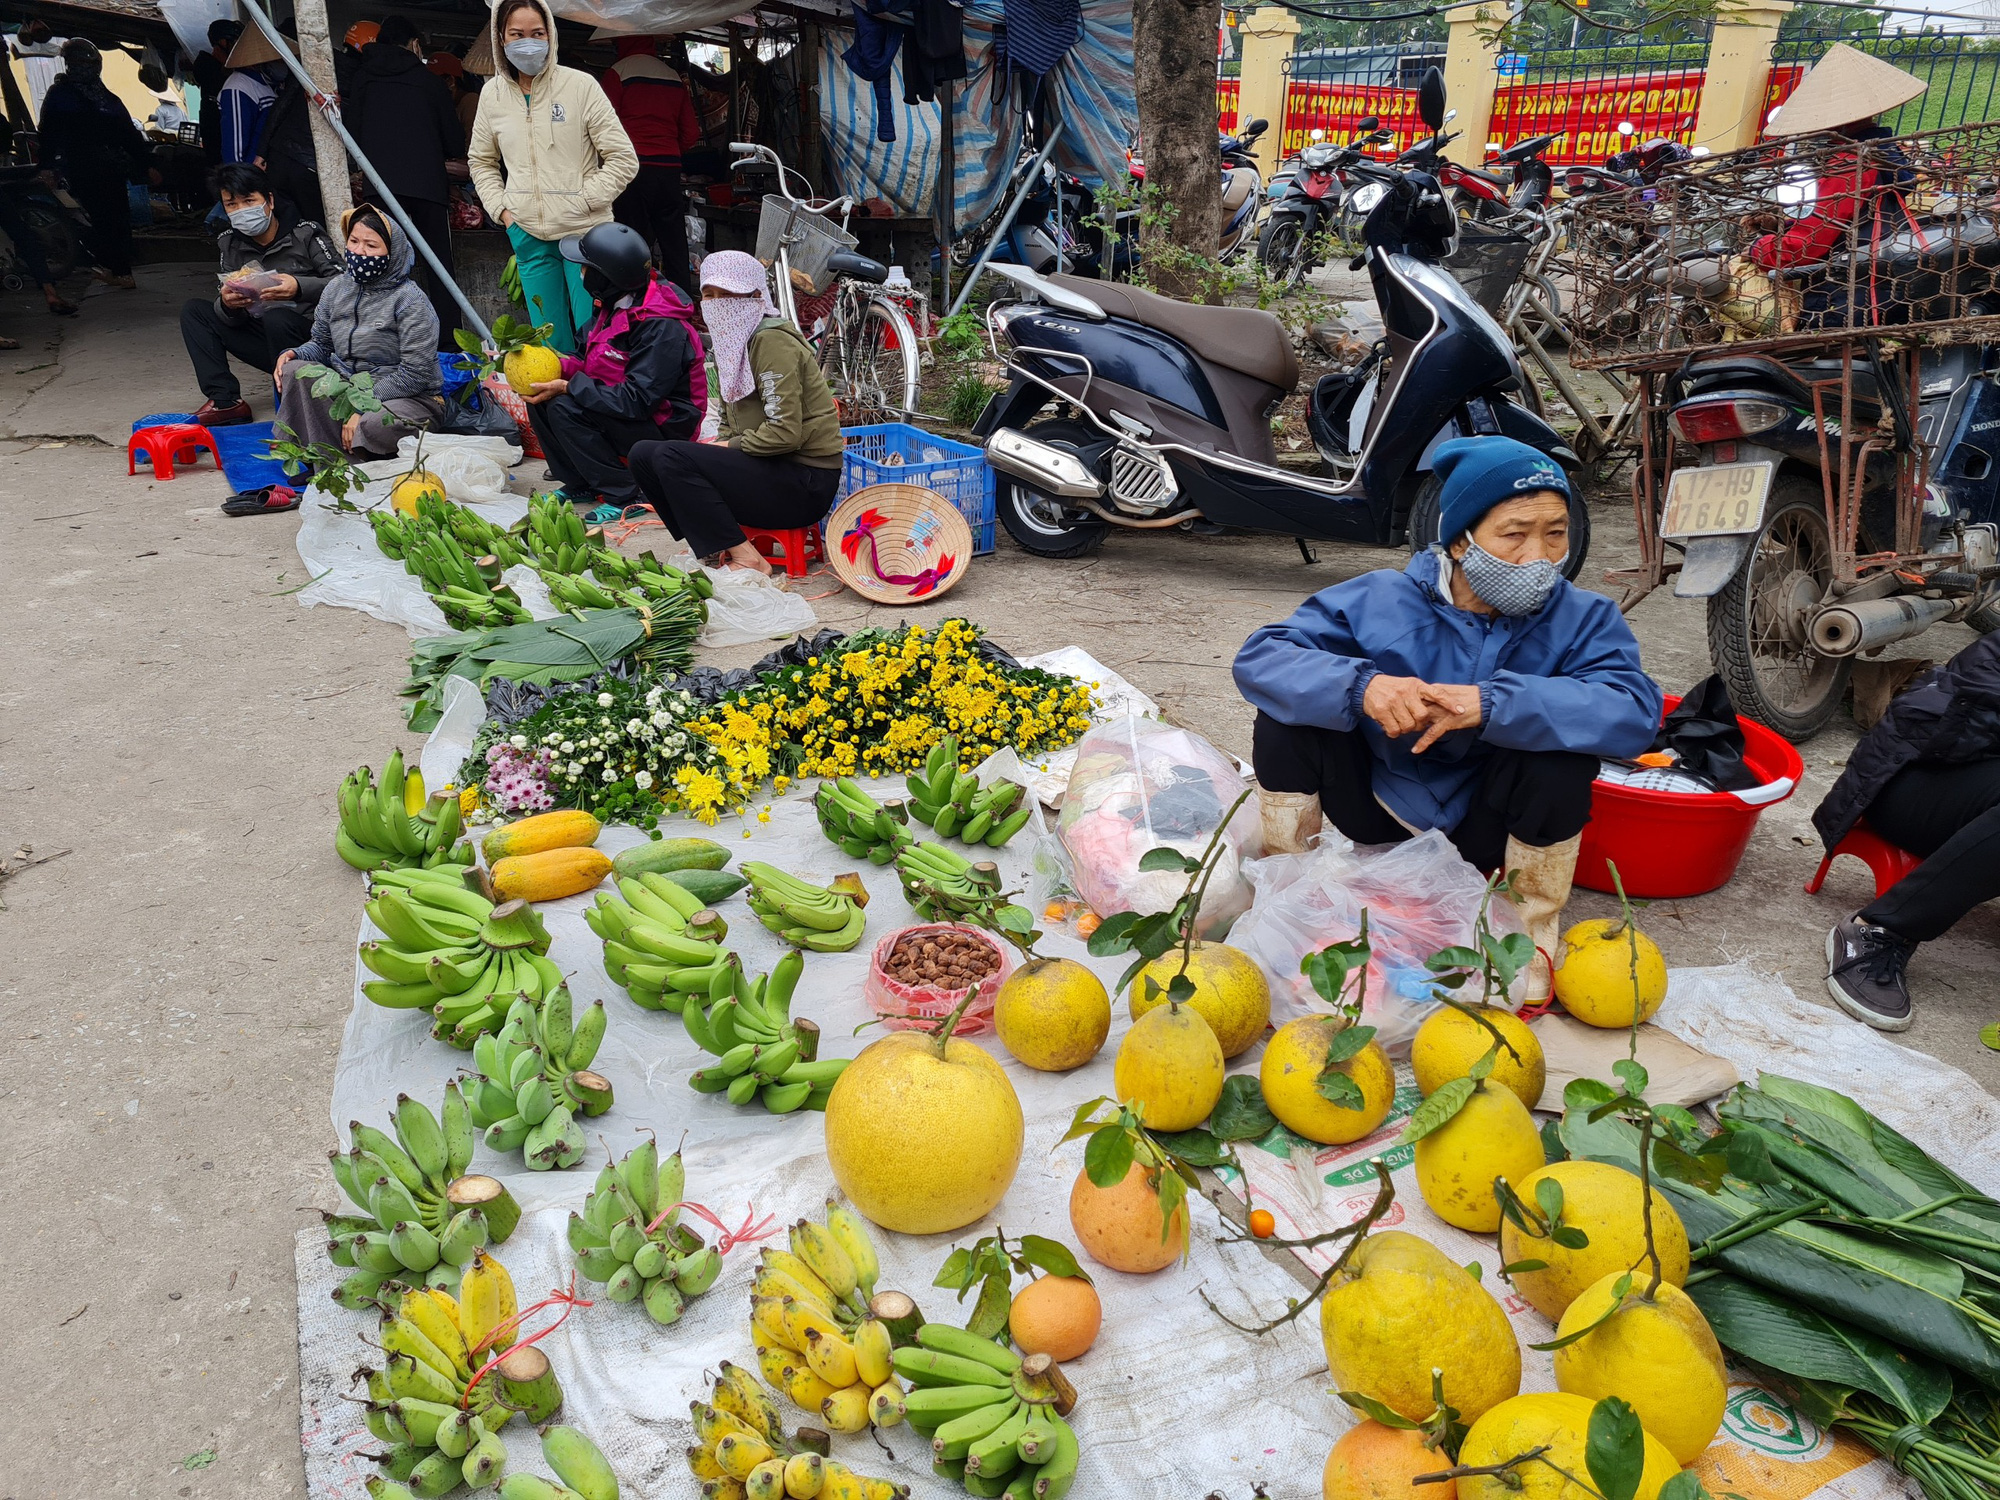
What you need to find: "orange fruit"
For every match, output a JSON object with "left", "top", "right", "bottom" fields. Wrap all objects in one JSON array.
[
  {"left": 1069, "top": 1162, "right": 1188, "bottom": 1273},
  {"left": 1008, "top": 1274, "right": 1101, "bottom": 1361},
  {"left": 1249, "top": 1208, "right": 1276, "bottom": 1238},
  {"left": 1323, "top": 1421, "right": 1455, "bottom": 1500}
]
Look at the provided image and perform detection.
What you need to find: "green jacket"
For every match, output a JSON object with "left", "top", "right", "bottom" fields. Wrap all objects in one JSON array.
[{"left": 716, "top": 319, "right": 845, "bottom": 468}]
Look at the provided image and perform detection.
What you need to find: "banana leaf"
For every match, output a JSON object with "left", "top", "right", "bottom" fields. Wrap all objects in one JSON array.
[
  {"left": 401, "top": 612, "right": 655, "bottom": 730},
  {"left": 1561, "top": 1109, "right": 2000, "bottom": 1386}
]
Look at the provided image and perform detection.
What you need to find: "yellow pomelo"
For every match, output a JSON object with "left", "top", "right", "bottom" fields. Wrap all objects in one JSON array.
[
  {"left": 824, "top": 1025, "right": 1023, "bottom": 1234},
  {"left": 504, "top": 343, "right": 563, "bottom": 396},
  {"left": 1129, "top": 942, "right": 1271, "bottom": 1058},
  {"left": 1323, "top": 1422, "right": 1454, "bottom": 1500},
  {"left": 1554, "top": 919, "right": 1668, "bottom": 1027},
  {"left": 392, "top": 468, "right": 446, "bottom": 517},
  {"left": 994, "top": 957, "right": 1110, "bottom": 1071},
  {"left": 1411, "top": 1004, "right": 1544, "bottom": 1109},
  {"left": 1552, "top": 1274, "right": 1726, "bottom": 1465},
  {"left": 1500, "top": 1161, "right": 1689, "bottom": 1321},
  {"left": 1459, "top": 1393, "right": 1680, "bottom": 1500},
  {"left": 1412, "top": 1082, "right": 1544, "bottom": 1233},
  {"left": 1321, "top": 1230, "right": 1521, "bottom": 1423},
  {"left": 1259, "top": 1016, "right": 1395, "bottom": 1145},
  {"left": 1112, "top": 1001, "right": 1223, "bottom": 1131}
]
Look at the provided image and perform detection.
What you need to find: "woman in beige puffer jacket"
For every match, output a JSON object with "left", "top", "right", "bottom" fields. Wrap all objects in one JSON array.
[{"left": 468, "top": 0, "right": 637, "bottom": 353}]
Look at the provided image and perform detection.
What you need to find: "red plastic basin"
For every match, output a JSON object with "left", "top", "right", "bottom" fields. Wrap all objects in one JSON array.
[{"left": 1574, "top": 694, "right": 1805, "bottom": 899}]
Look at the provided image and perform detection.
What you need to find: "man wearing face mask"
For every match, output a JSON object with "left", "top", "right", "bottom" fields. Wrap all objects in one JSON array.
[
  {"left": 179, "top": 162, "right": 342, "bottom": 425},
  {"left": 519, "top": 221, "right": 705, "bottom": 518},
  {"left": 1233, "top": 436, "right": 1663, "bottom": 998}
]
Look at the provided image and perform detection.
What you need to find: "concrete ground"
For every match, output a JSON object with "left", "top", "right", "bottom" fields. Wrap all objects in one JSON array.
[{"left": 2, "top": 265, "right": 1996, "bottom": 1498}]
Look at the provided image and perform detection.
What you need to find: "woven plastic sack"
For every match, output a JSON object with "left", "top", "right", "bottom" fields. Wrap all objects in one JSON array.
[
  {"left": 1056, "top": 717, "right": 1263, "bottom": 934},
  {"left": 1230, "top": 829, "right": 1528, "bottom": 1057}
]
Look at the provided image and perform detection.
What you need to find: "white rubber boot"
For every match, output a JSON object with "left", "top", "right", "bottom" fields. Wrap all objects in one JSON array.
[
  {"left": 1258, "top": 788, "right": 1324, "bottom": 855},
  {"left": 1504, "top": 833, "right": 1582, "bottom": 1002}
]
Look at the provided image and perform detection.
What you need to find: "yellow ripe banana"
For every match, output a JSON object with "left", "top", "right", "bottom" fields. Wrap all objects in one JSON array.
[
  {"left": 866, "top": 1378, "right": 905, "bottom": 1430},
  {"left": 381, "top": 1316, "right": 463, "bottom": 1386},
  {"left": 783, "top": 1453, "right": 825, "bottom": 1499},
  {"left": 759, "top": 1249, "right": 837, "bottom": 1308},
  {"left": 457, "top": 1249, "right": 517, "bottom": 1355},
  {"left": 752, "top": 1265, "right": 836, "bottom": 1317},
  {"left": 819, "top": 1382, "right": 871, "bottom": 1434},
  {"left": 715, "top": 1432, "right": 774, "bottom": 1481},
  {"left": 398, "top": 1288, "right": 471, "bottom": 1380},
  {"left": 850, "top": 1319, "right": 893, "bottom": 1388},
  {"left": 745, "top": 1458, "right": 788, "bottom": 1500},
  {"left": 780, "top": 1361, "right": 840, "bottom": 1413},
  {"left": 802, "top": 1326, "right": 859, "bottom": 1389},
  {"left": 712, "top": 1360, "right": 787, "bottom": 1447},
  {"left": 424, "top": 1285, "right": 462, "bottom": 1331},
  {"left": 690, "top": 1401, "right": 760, "bottom": 1449},
  {"left": 688, "top": 1443, "right": 729, "bottom": 1482},
  {"left": 823, "top": 1200, "right": 881, "bottom": 1301},
  {"left": 752, "top": 1333, "right": 792, "bottom": 1388},
  {"left": 855, "top": 1476, "right": 904, "bottom": 1500},
  {"left": 780, "top": 1296, "right": 847, "bottom": 1354},
  {"left": 750, "top": 1294, "right": 797, "bottom": 1350},
  {"left": 789, "top": 1219, "right": 859, "bottom": 1305},
  {"left": 701, "top": 1481, "right": 748, "bottom": 1500},
  {"left": 819, "top": 1461, "right": 867, "bottom": 1500}
]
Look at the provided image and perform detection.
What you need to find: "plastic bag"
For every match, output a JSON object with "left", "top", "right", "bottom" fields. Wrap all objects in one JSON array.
[
  {"left": 394, "top": 435, "right": 522, "bottom": 502},
  {"left": 420, "top": 674, "right": 490, "bottom": 792},
  {"left": 661, "top": 546, "right": 819, "bottom": 645},
  {"left": 1056, "top": 717, "right": 1263, "bottom": 935},
  {"left": 862, "top": 923, "right": 1011, "bottom": 1034},
  {"left": 1230, "top": 829, "right": 1528, "bottom": 1058}
]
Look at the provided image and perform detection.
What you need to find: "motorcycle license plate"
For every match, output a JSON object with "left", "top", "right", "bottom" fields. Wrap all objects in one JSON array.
[{"left": 1660, "top": 461, "right": 1774, "bottom": 538}]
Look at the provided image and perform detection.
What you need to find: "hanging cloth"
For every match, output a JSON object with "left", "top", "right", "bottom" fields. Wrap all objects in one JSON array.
[
  {"left": 904, "top": 0, "right": 968, "bottom": 104},
  {"left": 844, "top": 1, "right": 904, "bottom": 143},
  {"left": 999, "top": 0, "right": 1079, "bottom": 79}
]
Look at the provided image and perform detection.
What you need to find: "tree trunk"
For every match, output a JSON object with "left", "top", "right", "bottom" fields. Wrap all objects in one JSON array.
[
  {"left": 1133, "top": 0, "right": 1223, "bottom": 300},
  {"left": 291, "top": 0, "right": 351, "bottom": 225}
]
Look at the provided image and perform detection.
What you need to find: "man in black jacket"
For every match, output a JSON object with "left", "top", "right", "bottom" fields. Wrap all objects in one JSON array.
[
  {"left": 180, "top": 162, "right": 342, "bottom": 424},
  {"left": 1815, "top": 630, "right": 2000, "bottom": 1029},
  {"left": 344, "top": 15, "right": 466, "bottom": 349}
]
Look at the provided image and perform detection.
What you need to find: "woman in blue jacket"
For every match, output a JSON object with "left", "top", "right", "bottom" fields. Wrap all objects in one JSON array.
[{"left": 1233, "top": 436, "right": 1662, "bottom": 997}]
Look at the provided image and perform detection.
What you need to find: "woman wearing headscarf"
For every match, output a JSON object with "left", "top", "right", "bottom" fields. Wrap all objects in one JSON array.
[
  {"left": 1233, "top": 437, "right": 1662, "bottom": 998},
  {"left": 35, "top": 39, "right": 153, "bottom": 290},
  {"left": 627, "top": 250, "right": 844, "bottom": 575},
  {"left": 272, "top": 205, "right": 444, "bottom": 457},
  {"left": 467, "top": 0, "right": 637, "bottom": 354}
]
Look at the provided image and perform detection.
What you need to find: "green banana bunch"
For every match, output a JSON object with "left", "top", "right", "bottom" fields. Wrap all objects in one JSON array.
[
  {"left": 460, "top": 988, "right": 609, "bottom": 1170},
  {"left": 813, "top": 779, "right": 912, "bottom": 865},
  {"left": 569, "top": 1137, "right": 724, "bottom": 1325},
  {"left": 336, "top": 750, "right": 477, "bottom": 872},
  {"left": 374, "top": 495, "right": 537, "bottom": 629},
  {"left": 684, "top": 951, "right": 850, "bottom": 1112},
  {"left": 894, "top": 841, "right": 1006, "bottom": 924},
  {"left": 741, "top": 861, "right": 868, "bottom": 952},
  {"left": 493, "top": 1425, "right": 621, "bottom": 1500},
  {"left": 899, "top": 1326, "right": 1080, "bottom": 1500},
  {"left": 325, "top": 1083, "right": 514, "bottom": 1303},
  {"left": 907, "top": 738, "right": 1034, "bottom": 848},
  {"left": 583, "top": 870, "right": 731, "bottom": 1012},
  {"left": 360, "top": 869, "right": 558, "bottom": 1049}
]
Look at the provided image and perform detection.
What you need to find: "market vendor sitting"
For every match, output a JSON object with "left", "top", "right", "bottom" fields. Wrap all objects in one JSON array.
[
  {"left": 1233, "top": 436, "right": 1662, "bottom": 997},
  {"left": 520, "top": 221, "right": 705, "bottom": 520}
]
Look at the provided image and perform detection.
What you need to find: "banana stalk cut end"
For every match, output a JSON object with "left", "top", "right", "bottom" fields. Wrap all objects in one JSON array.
[
  {"left": 1013, "top": 1353, "right": 1077, "bottom": 1416},
  {"left": 869, "top": 1289, "right": 926, "bottom": 1348},
  {"left": 569, "top": 1069, "right": 615, "bottom": 1117},
  {"left": 495, "top": 1343, "right": 564, "bottom": 1422},
  {"left": 791, "top": 1427, "right": 832, "bottom": 1457},
  {"left": 828, "top": 873, "right": 870, "bottom": 908},
  {"left": 446, "top": 1175, "right": 521, "bottom": 1243}
]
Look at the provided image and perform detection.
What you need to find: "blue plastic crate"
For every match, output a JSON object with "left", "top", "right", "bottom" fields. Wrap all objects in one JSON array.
[{"left": 838, "top": 422, "right": 997, "bottom": 555}]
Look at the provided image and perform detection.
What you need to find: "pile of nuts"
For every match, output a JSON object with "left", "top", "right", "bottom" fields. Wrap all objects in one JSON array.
[{"left": 884, "top": 927, "right": 1002, "bottom": 990}]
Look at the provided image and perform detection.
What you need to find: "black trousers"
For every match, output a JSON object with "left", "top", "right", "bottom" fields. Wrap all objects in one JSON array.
[
  {"left": 264, "top": 154, "right": 323, "bottom": 232},
  {"left": 628, "top": 440, "right": 841, "bottom": 558},
  {"left": 1861, "top": 757, "right": 2000, "bottom": 943},
  {"left": 614, "top": 164, "right": 692, "bottom": 299},
  {"left": 1251, "top": 710, "right": 1597, "bottom": 873},
  {"left": 71, "top": 177, "right": 132, "bottom": 277},
  {"left": 180, "top": 299, "right": 313, "bottom": 405},
  {"left": 527, "top": 394, "right": 682, "bottom": 506},
  {"left": 397, "top": 196, "right": 460, "bottom": 352}
]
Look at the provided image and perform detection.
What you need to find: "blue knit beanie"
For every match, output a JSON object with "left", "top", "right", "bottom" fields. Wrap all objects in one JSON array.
[{"left": 1430, "top": 437, "right": 1570, "bottom": 545}]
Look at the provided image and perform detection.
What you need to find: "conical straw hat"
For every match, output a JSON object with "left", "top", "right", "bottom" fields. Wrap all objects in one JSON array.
[
  {"left": 826, "top": 482, "right": 973, "bottom": 605},
  {"left": 224, "top": 22, "right": 288, "bottom": 69},
  {"left": 1769, "top": 43, "right": 1926, "bottom": 137}
]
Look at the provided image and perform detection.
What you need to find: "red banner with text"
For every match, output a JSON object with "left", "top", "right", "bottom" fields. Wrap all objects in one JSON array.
[
  {"left": 1217, "top": 79, "right": 1240, "bottom": 133},
  {"left": 1279, "top": 81, "right": 1425, "bottom": 156},
  {"left": 1488, "top": 68, "right": 1704, "bottom": 166}
]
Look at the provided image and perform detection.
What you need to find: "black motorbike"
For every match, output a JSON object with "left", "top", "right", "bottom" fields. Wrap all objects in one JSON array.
[
  {"left": 950, "top": 153, "right": 1135, "bottom": 281},
  {"left": 971, "top": 68, "right": 1586, "bottom": 569},
  {"left": 1258, "top": 117, "right": 1391, "bottom": 289}
]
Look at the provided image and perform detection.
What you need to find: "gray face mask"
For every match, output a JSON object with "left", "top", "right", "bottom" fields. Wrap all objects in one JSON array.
[
  {"left": 1457, "top": 539, "right": 1567, "bottom": 616},
  {"left": 504, "top": 38, "right": 549, "bottom": 74},
  {"left": 227, "top": 203, "right": 272, "bottom": 237}
]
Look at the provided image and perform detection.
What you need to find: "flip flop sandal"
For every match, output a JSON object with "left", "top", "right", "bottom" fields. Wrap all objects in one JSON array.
[
  {"left": 581, "top": 502, "right": 625, "bottom": 525},
  {"left": 221, "top": 485, "right": 300, "bottom": 517}
]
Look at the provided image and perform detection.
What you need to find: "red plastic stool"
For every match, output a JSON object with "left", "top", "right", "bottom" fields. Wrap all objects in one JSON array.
[
  {"left": 743, "top": 524, "right": 826, "bottom": 578},
  {"left": 1805, "top": 821, "right": 1923, "bottom": 899},
  {"left": 128, "top": 422, "right": 222, "bottom": 479}
]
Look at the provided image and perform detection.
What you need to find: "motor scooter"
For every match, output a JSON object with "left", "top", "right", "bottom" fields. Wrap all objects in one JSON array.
[
  {"left": 1257, "top": 117, "right": 1390, "bottom": 289},
  {"left": 970, "top": 69, "right": 1586, "bottom": 568},
  {"left": 0, "top": 163, "right": 82, "bottom": 287},
  {"left": 1218, "top": 118, "right": 1269, "bottom": 260}
]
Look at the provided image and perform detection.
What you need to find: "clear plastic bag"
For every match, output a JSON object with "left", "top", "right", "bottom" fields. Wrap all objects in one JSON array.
[
  {"left": 1056, "top": 717, "right": 1263, "bottom": 934},
  {"left": 1230, "top": 829, "right": 1528, "bottom": 1058},
  {"left": 660, "top": 546, "right": 819, "bottom": 645}
]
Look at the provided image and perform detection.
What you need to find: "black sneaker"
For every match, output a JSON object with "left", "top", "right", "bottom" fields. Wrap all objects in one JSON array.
[{"left": 1825, "top": 915, "right": 1915, "bottom": 1031}]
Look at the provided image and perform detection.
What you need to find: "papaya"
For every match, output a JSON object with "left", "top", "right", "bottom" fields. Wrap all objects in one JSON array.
[
  {"left": 609, "top": 837, "right": 731, "bottom": 881},
  {"left": 491, "top": 847, "right": 614, "bottom": 902},
  {"left": 481, "top": 809, "right": 601, "bottom": 865}
]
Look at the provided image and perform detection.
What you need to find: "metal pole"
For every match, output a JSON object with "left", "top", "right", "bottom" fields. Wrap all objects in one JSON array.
[
  {"left": 947, "top": 117, "right": 1065, "bottom": 318},
  {"left": 937, "top": 81, "right": 954, "bottom": 313},
  {"left": 236, "top": 0, "right": 493, "bottom": 345}
]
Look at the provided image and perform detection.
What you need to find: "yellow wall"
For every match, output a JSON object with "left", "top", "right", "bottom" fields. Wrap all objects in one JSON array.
[{"left": 11, "top": 46, "right": 187, "bottom": 129}]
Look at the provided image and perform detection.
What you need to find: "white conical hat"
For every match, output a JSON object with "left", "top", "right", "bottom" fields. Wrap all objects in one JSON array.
[{"left": 1769, "top": 43, "right": 1927, "bottom": 136}]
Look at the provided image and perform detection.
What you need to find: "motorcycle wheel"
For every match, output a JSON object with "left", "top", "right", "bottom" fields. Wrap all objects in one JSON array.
[
  {"left": 1258, "top": 216, "right": 1306, "bottom": 290},
  {"left": 1706, "top": 481, "right": 1850, "bottom": 740},
  {"left": 995, "top": 418, "right": 1109, "bottom": 559},
  {"left": 1405, "top": 470, "right": 1590, "bottom": 583},
  {"left": 21, "top": 204, "right": 78, "bottom": 281}
]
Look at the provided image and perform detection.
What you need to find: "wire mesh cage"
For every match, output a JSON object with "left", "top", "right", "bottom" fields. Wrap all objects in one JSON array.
[
  {"left": 1565, "top": 119, "right": 2000, "bottom": 370},
  {"left": 755, "top": 195, "right": 858, "bottom": 296}
]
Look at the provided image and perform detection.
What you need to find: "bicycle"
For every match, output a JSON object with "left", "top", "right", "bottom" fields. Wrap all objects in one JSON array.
[{"left": 727, "top": 142, "right": 922, "bottom": 421}]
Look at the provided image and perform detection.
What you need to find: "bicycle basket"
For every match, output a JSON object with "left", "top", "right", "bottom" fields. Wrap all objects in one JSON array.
[
  {"left": 756, "top": 195, "right": 858, "bottom": 296},
  {"left": 1443, "top": 225, "right": 1535, "bottom": 315}
]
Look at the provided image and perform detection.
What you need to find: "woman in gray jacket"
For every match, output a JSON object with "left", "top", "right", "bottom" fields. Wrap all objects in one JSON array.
[{"left": 274, "top": 205, "right": 443, "bottom": 456}]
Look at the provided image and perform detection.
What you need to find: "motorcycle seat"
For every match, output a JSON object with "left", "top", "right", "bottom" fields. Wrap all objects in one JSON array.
[
  {"left": 825, "top": 249, "right": 889, "bottom": 285},
  {"left": 1049, "top": 274, "right": 1299, "bottom": 391},
  {"left": 1495, "top": 133, "right": 1559, "bottom": 165}
]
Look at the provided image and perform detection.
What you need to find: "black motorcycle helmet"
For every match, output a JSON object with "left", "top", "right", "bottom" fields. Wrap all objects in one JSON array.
[{"left": 559, "top": 222, "right": 652, "bottom": 294}]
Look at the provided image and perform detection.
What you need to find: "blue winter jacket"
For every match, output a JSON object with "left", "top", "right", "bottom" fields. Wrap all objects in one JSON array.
[{"left": 1233, "top": 551, "right": 1663, "bottom": 833}]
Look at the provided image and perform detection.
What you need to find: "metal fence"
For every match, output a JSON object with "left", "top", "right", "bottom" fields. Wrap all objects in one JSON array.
[
  {"left": 1488, "top": 15, "right": 1712, "bottom": 166},
  {"left": 1769, "top": 29, "right": 2000, "bottom": 136},
  {"left": 1279, "top": 36, "right": 1440, "bottom": 156}
]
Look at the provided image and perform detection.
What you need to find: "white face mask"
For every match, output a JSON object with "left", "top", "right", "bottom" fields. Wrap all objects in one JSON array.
[{"left": 503, "top": 37, "right": 549, "bottom": 74}]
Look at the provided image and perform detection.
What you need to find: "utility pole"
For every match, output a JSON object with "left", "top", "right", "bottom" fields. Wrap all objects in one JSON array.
[{"left": 291, "top": 0, "right": 351, "bottom": 224}]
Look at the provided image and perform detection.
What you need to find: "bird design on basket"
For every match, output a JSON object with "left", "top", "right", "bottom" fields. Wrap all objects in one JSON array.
[{"left": 841, "top": 507, "right": 956, "bottom": 598}]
